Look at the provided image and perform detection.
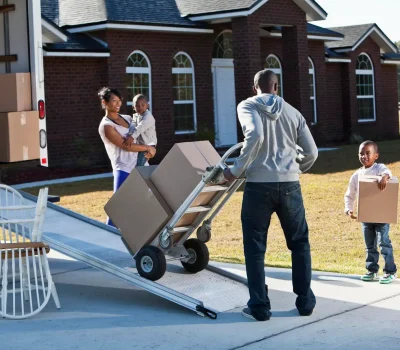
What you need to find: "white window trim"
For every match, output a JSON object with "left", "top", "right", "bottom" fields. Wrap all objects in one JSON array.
[
  {"left": 126, "top": 50, "right": 152, "bottom": 107},
  {"left": 308, "top": 57, "right": 317, "bottom": 125},
  {"left": 356, "top": 53, "right": 376, "bottom": 123},
  {"left": 172, "top": 51, "right": 197, "bottom": 134},
  {"left": 265, "top": 54, "right": 283, "bottom": 97}
]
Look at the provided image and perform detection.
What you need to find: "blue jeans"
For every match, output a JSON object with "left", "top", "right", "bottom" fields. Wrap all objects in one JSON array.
[
  {"left": 137, "top": 151, "right": 147, "bottom": 167},
  {"left": 362, "top": 223, "right": 397, "bottom": 274},
  {"left": 106, "top": 170, "right": 130, "bottom": 227},
  {"left": 241, "top": 181, "right": 316, "bottom": 319}
]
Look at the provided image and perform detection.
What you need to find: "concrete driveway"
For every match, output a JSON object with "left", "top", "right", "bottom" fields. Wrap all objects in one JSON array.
[{"left": 1, "top": 251, "right": 399, "bottom": 350}]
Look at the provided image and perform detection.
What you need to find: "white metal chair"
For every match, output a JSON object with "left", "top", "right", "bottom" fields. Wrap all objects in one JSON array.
[{"left": 0, "top": 185, "right": 61, "bottom": 319}]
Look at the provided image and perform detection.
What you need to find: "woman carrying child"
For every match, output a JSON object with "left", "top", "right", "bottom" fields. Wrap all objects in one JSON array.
[{"left": 97, "top": 87, "right": 156, "bottom": 226}]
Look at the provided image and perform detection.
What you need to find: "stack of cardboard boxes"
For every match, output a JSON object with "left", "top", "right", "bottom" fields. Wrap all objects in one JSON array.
[
  {"left": 0, "top": 73, "right": 39, "bottom": 162},
  {"left": 104, "top": 141, "right": 222, "bottom": 254}
]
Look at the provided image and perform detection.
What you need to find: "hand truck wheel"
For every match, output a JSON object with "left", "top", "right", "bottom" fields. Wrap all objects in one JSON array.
[
  {"left": 196, "top": 225, "right": 211, "bottom": 243},
  {"left": 181, "top": 239, "right": 209, "bottom": 273},
  {"left": 135, "top": 246, "right": 167, "bottom": 281}
]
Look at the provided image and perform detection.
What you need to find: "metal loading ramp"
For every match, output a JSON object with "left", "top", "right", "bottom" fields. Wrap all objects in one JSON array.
[{"left": 13, "top": 191, "right": 249, "bottom": 318}]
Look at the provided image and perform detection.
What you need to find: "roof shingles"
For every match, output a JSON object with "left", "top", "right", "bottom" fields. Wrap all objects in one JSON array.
[{"left": 325, "top": 23, "right": 374, "bottom": 49}]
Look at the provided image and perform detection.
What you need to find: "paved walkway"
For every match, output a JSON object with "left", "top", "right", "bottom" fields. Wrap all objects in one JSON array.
[{"left": 1, "top": 252, "right": 399, "bottom": 350}]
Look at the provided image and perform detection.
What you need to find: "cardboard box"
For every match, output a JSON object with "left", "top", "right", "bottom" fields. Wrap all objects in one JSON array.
[
  {"left": 357, "top": 175, "right": 399, "bottom": 224},
  {"left": 104, "top": 166, "right": 174, "bottom": 254},
  {"left": 105, "top": 163, "right": 221, "bottom": 254},
  {"left": 0, "top": 111, "right": 39, "bottom": 162},
  {"left": 0, "top": 73, "right": 32, "bottom": 112},
  {"left": 150, "top": 141, "right": 221, "bottom": 212}
]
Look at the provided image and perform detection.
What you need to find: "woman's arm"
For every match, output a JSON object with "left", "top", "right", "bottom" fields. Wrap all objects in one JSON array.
[{"left": 104, "top": 125, "right": 156, "bottom": 157}]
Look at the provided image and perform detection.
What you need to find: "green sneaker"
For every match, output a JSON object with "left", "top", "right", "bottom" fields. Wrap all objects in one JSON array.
[
  {"left": 361, "top": 271, "right": 379, "bottom": 281},
  {"left": 379, "top": 273, "right": 397, "bottom": 284}
]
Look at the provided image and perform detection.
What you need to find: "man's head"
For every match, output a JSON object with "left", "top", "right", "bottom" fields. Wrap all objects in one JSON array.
[
  {"left": 253, "top": 69, "right": 279, "bottom": 95},
  {"left": 358, "top": 140, "right": 379, "bottom": 168},
  {"left": 133, "top": 94, "right": 149, "bottom": 115}
]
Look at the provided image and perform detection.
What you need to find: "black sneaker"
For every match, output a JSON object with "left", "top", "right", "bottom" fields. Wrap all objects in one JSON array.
[{"left": 241, "top": 307, "right": 271, "bottom": 321}]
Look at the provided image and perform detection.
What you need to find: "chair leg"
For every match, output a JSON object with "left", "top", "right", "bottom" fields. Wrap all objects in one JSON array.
[
  {"left": 21, "top": 257, "right": 29, "bottom": 301},
  {"left": 1, "top": 260, "right": 8, "bottom": 317},
  {"left": 51, "top": 282, "right": 61, "bottom": 309}
]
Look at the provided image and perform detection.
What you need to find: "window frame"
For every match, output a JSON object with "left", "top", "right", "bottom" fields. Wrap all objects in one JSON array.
[
  {"left": 309, "top": 57, "right": 317, "bottom": 125},
  {"left": 126, "top": 50, "right": 152, "bottom": 107},
  {"left": 265, "top": 54, "right": 283, "bottom": 97},
  {"left": 356, "top": 53, "right": 376, "bottom": 123},
  {"left": 172, "top": 52, "right": 197, "bottom": 134},
  {"left": 213, "top": 30, "right": 233, "bottom": 59}
]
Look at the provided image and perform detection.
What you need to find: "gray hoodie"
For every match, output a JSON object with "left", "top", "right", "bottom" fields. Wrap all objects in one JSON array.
[{"left": 230, "top": 94, "right": 318, "bottom": 182}]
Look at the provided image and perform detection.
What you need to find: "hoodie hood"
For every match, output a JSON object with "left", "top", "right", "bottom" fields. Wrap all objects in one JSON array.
[{"left": 249, "top": 94, "right": 284, "bottom": 121}]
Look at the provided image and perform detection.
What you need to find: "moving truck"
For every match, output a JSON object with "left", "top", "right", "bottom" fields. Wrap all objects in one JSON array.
[{"left": 0, "top": 0, "right": 48, "bottom": 166}]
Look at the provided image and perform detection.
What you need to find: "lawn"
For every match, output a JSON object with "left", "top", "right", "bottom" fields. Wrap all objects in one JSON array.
[{"left": 24, "top": 140, "right": 400, "bottom": 275}]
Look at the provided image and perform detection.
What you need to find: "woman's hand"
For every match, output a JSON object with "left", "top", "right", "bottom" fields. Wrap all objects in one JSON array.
[
  {"left": 122, "top": 136, "right": 134, "bottom": 147},
  {"left": 146, "top": 146, "right": 156, "bottom": 158}
]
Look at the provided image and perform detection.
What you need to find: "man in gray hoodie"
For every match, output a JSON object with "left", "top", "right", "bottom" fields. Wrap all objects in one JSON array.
[{"left": 224, "top": 69, "right": 318, "bottom": 321}]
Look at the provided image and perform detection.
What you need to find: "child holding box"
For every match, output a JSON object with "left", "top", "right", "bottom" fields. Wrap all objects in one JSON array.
[{"left": 344, "top": 140, "right": 397, "bottom": 284}]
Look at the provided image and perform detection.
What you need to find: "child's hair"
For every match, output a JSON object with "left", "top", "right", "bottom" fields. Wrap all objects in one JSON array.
[
  {"left": 98, "top": 87, "right": 122, "bottom": 103},
  {"left": 132, "top": 94, "right": 148, "bottom": 106},
  {"left": 360, "top": 140, "right": 379, "bottom": 153}
]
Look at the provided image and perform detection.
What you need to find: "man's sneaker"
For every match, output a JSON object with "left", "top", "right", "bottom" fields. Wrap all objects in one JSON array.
[
  {"left": 241, "top": 307, "right": 271, "bottom": 321},
  {"left": 361, "top": 271, "right": 379, "bottom": 282},
  {"left": 379, "top": 273, "right": 397, "bottom": 284}
]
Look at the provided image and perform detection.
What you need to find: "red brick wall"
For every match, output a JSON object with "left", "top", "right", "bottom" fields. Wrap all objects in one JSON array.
[
  {"left": 101, "top": 30, "right": 214, "bottom": 160},
  {"left": 41, "top": 27, "right": 399, "bottom": 169},
  {"left": 43, "top": 57, "right": 108, "bottom": 166},
  {"left": 232, "top": 0, "right": 311, "bottom": 123},
  {"left": 309, "top": 41, "right": 344, "bottom": 144}
]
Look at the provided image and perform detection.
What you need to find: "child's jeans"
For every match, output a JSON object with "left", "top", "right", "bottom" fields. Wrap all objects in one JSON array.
[
  {"left": 362, "top": 223, "right": 397, "bottom": 274},
  {"left": 137, "top": 146, "right": 155, "bottom": 167},
  {"left": 137, "top": 151, "right": 147, "bottom": 167}
]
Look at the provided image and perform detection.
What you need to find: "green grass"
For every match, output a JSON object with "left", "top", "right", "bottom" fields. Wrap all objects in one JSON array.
[{"left": 24, "top": 140, "right": 400, "bottom": 275}]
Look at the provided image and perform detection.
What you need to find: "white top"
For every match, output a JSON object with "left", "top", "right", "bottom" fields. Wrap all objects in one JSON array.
[
  {"left": 344, "top": 163, "right": 392, "bottom": 213},
  {"left": 98, "top": 115, "right": 137, "bottom": 174}
]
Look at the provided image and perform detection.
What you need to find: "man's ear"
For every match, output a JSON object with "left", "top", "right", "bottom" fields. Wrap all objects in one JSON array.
[{"left": 253, "top": 86, "right": 257, "bottom": 94}]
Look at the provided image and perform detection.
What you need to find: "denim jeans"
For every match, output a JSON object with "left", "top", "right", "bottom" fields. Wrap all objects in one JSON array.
[
  {"left": 106, "top": 170, "right": 130, "bottom": 227},
  {"left": 137, "top": 151, "right": 147, "bottom": 167},
  {"left": 241, "top": 181, "right": 316, "bottom": 318},
  {"left": 362, "top": 223, "right": 397, "bottom": 274}
]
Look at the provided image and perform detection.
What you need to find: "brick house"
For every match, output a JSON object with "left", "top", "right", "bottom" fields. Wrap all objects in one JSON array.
[{"left": 39, "top": 0, "right": 400, "bottom": 168}]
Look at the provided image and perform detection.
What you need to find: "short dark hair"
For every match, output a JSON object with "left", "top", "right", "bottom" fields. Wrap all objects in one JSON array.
[
  {"left": 360, "top": 140, "right": 378, "bottom": 153},
  {"left": 133, "top": 94, "right": 148, "bottom": 105},
  {"left": 98, "top": 87, "right": 122, "bottom": 103},
  {"left": 254, "top": 69, "right": 278, "bottom": 91}
]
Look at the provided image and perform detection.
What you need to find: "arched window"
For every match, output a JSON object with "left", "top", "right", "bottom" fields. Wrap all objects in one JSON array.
[
  {"left": 172, "top": 52, "right": 197, "bottom": 133},
  {"left": 213, "top": 31, "right": 233, "bottom": 58},
  {"left": 264, "top": 54, "right": 283, "bottom": 96},
  {"left": 309, "top": 57, "right": 317, "bottom": 124},
  {"left": 126, "top": 50, "right": 151, "bottom": 106},
  {"left": 356, "top": 53, "right": 376, "bottom": 121}
]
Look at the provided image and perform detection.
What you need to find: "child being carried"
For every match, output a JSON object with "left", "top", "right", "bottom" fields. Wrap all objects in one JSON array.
[{"left": 123, "top": 94, "right": 157, "bottom": 166}]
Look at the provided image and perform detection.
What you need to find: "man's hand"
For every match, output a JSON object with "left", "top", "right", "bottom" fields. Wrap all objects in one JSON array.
[
  {"left": 378, "top": 174, "right": 390, "bottom": 191},
  {"left": 123, "top": 135, "right": 134, "bottom": 147},
  {"left": 347, "top": 210, "right": 357, "bottom": 220},
  {"left": 223, "top": 168, "right": 237, "bottom": 182}
]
